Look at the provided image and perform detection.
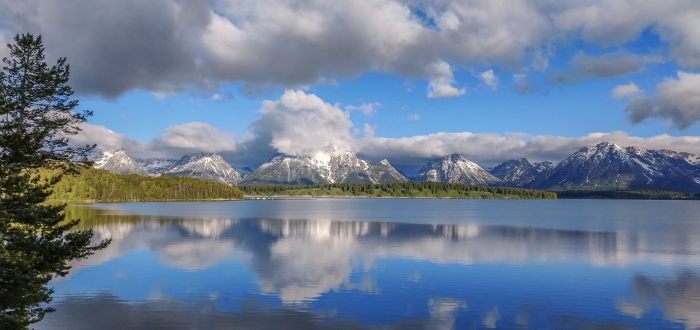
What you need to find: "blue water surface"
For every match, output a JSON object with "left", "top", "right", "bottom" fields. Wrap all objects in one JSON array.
[{"left": 36, "top": 199, "right": 700, "bottom": 329}]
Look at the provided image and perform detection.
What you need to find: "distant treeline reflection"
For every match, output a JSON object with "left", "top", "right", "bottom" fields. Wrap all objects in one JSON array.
[
  {"left": 241, "top": 182, "right": 557, "bottom": 199},
  {"left": 47, "top": 168, "right": 243, "bottom": 202}
]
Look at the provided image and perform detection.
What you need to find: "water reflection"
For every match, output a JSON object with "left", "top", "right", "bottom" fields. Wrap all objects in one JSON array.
[
  {"left": 69, "top": 207, "right": 700, "bottom": 280},
  {"left": 618, "top": 271, "right": 700, "bottom": 329},
  {"left": 43, "top": 204, "right": 700, "bottom": 329}
]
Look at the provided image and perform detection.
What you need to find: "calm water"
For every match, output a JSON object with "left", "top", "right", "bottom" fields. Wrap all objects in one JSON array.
[{"left": 36, "top": 199, "right": 700, "bottom": 329}]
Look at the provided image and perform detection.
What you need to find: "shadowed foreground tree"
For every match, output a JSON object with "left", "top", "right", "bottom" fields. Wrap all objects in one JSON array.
[{"left": 0, "top": 34, "right": 110, "bottom": 329}]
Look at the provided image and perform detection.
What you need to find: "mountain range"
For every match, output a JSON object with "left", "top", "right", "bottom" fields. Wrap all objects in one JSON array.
[{"left": 92, "top": 142, "right": 700, "bottom": 193}]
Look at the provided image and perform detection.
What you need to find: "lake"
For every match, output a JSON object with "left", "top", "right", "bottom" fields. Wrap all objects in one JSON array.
[{"left": 37, "top": 199, "right": 700, "bottom": 329}]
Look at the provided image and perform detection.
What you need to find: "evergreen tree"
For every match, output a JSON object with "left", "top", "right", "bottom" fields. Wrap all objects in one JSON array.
[{"left": 0, "top": 34, "right": 110, "bottom": 329}]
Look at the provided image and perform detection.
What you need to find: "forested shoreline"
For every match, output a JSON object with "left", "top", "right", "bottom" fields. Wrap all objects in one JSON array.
[
  {"left": 241, "top": 183, "right": 700, "bottom": 200},
  {"left": 556, "top": 189, "right": 700, "bottom": 200},
  {"left": 42, "top": 169, "right": 700, "bottom": 203},
  {"left": 46, "top": 168, "right": 244, "bottom": 203},
  {"left": 241, "top": 182, "right": 558, "bottom": 199}
]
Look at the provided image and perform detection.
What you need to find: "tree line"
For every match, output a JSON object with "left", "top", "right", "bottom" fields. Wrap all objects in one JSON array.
[
  {"left": 241, "top": 182, "right": 558, "bottom": 199},
  {"left": 47, "top": 168, "right": 244, "bottom": 202},
  {"left": 556, "top": 189, "right": 700, "bottom": 200}
]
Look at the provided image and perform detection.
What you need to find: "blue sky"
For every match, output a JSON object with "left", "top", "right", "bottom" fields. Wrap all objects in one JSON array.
[{"left": 2, "top": 0, "right": 700, "bottom": 170}]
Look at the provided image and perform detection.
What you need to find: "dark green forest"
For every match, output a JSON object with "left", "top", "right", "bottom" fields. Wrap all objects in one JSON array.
[
  {"left": 241, "top": 182, "right": 558, "bottom": 199},
  {"left": 556, "top": 189, "right": 700, "bottom": 200},
  {"left": 46, "top": 168, "right": 243, "bottom": 202}
]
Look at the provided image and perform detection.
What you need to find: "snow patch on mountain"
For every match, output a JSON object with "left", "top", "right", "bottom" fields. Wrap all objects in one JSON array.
[
  {"left": 415, "top": 154, "right": 507, "bottom": 186},
  {"left": 93, "top": 150, "right": 149, "bottom": 176},
  {"left": 535, "top": 142, "right": 700, "bottom": 192},
  {"left": 136, "top": 158, "right": 178, "bottom": 175},
  {"left": 167, "top": 153, "right": 242, "bottom": 185},
  {"left": 241, "top": 151, "right": 406, "bottom": 185}
]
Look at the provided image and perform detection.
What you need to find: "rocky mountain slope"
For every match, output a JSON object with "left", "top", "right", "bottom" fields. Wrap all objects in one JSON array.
[
  {"left": 136, "top": 158, "right": 178, "bottom": 175},
  {"left": 91, "top": 142, "right": 700, "bottom": 192},
  {"left": 414, "top": 154, "right": 507, "bottom": 187},
  {"left": 93, "top": 150, "right": 149, "bottom": 176},
  {"left": 489, "top": 159, "right": 558, "bottom": 188},
  {"left": 489, "top": 158, "right": 540, "bottom": 187},
  {"left": 166, "top": 153, "right": 242, "bottom": 185},
  {"left": 240, "top": 151, "right": 407, "bottom": 185},
  {"left": 533, "top": 142, "right": 700, "bottom": 192}
]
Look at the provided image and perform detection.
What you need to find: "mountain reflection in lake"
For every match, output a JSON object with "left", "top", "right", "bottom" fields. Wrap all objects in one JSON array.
[{"left": 37, "top": 200, "right": 700, "bottom": 329}]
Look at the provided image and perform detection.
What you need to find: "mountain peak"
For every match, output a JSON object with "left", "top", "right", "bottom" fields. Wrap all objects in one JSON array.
[
  {"left": 536, "top": 143, "right": 700, "bottom": 192},
  {"left": 94, "top": 149, "right": 149, "bottom": 176},
  {"left": 167, "top": 153, "right": 241, "bottom": 185},
  {"left": 241, "top": 152, "right": 405, "bottom": 185},
  {"left": 416, "top": 154, "right": 507, "bottom": 186}
]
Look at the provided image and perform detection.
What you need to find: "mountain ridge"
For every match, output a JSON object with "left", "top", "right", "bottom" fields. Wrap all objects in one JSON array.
[{"left": 92, "top": 142, "right": 700, "bottom": 192}]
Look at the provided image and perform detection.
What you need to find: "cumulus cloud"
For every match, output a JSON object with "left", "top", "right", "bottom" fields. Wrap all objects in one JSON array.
[
  {"left": 362, "top": 124, "right": 376, "bottom": 138},
  {"left": 479, "top": 69, "right": 498, "bottom": 90},
  {"left": 425, "top": 60, "right": 466, "bottom": 98},
  {"left": 355, "top": 130, "right": 700, "bottom": 170},
  {"left": 0, "top": 0, "right": 211, "bottom": 99},
  {"left": 1, "top": 0, "right": 698, "bottom": 99},
  {"left": 72, "top": 122, "right": 241, "bottom": 161},
  {"left": 0, "top": 0, "right": 550, "bottom": 98},
  {"left": 611, "top": 82, "right": 643, "bottom": 100},
  {"left": 408, "top": 114, "right": 421, "bottom": 121},
  {"left": 249, "top": 90, "right": 354, "bottom": 161},
  {"left": 548, "top": 51, "right": 659, "bottom": 84},
  {"left": 625, "top": 71, "right": 700, "bottom": 129},
  {"left": 149, "top": 122, "right": 240, "bottom": 155},
  {"left": 74, "top": 90, "right": 700, "bottom": 171},
  {"left": 512, "top": 73, "right": 531, "bottom": 94}
]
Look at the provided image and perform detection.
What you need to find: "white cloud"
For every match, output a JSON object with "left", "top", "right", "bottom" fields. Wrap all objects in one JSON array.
[
  {"left": 250, "top": 90, "right": 354, "bottom": 161},
  {"left": 611, "top": 82, "right": 642, "bottom": 100},
  {"left": 72, "top": 122, "right": 139, "bottom": 154},
  {"left": 355, "top": 130, "right": 700, "bottom": 168},
  {"left": 346, "top": 102, "right": 381, "bottom": 116},
  {"left": 625, "top": 71, "right": 700, "bottom": 129},
  {"left": 362, "top": 123, "right": 376, "bottom": 138},
  {"left": 0, "top": 0, "right": 699, "bottom": 99},
  {"left": 426, "top": 60, "right": 466, "bottom": 98},
  {"left": 72, "top": 122, "right": 240, "bottom": 160},
  {"left": 150, "top": 122, "right": 240, "bottom": 154},
  {"left": 74, "top": 90, "right": 700, "bottom": 170},
  {"left": 549, "top": 1, "right": 700, "bottom": 67},
  {"left": 479, "top": 69, "right": 498, "bottom": 90}
]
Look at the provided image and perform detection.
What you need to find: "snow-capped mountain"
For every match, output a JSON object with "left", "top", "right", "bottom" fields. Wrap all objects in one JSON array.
[
  {"left": 489, "top": 158, "right": 540, "bottom": 187},
  {"left": 489, "top": 159, "right": 558, "bottom": 188},
  {"left": 93, "top": 150, "right": 149, "bottom": 176},
  {"left": 166, "top": 153, "right": 242, "bottom": 185},
  {"left": 533, "top": 142, "right": 700, "bottom": 192},
  {"left": 136, "top": 158, "right": 178, "bottom": 175},
  {"left": 241, "top": 154, "right": 329, "bottom": 185},
  {"left": 327, "top": 152, "right": 407, "bottom": 184},
  {"left": 240, "top": 151, "right": 407, "bottom": 185},
  {"left": 414, "top": 154, "right": 508, "bottom": 187}
]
